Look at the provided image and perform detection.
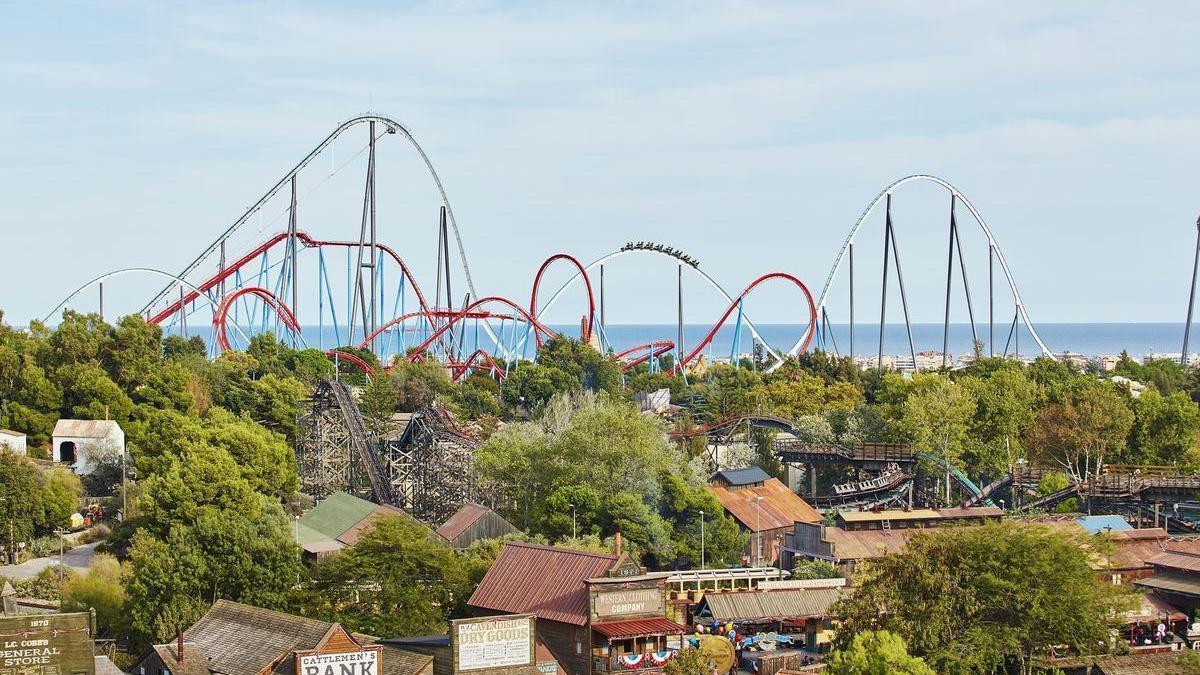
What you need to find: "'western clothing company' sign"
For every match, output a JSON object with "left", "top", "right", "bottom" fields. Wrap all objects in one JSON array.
[{"left": 593, "top": 589, "right": 663, "bottom": 619}]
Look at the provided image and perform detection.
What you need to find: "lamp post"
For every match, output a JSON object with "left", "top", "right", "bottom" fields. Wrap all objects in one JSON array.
[
  {"left": 755, "top": 496, "right": 764, "bottom": 566},
  {"left": 569, "top": 503, "right": 577, "bottom": 540},
  {"left": 294, "top": 515, "right": 300, "bottom": 543},
  {"left": 53, "top": 528, "right": 67, "bottom": 583},
  {"left": 699, "top": 509, "right": 706, "bottom": 569}
]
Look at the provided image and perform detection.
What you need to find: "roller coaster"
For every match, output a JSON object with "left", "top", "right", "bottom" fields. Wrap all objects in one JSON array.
[{"left": 44, "top": 113, "right": 1054, "bottom": 378}]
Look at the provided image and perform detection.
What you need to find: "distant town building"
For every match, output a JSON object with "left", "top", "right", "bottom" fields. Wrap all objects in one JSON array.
[
  {"left": 51, "top": 419, "right": 123, "bottom": 475},
  {"left": 132, "top": 599, "right": 433, "bottom": 675},
  {"left": 1056, "top": 351, "right": 1089, "bottom": 369},
  {"left": 1094, "top": 354, "right": 1122, "bottom": 372},
  {"left": 707, "top": 467, "right": 823, "bottom": 566},
  {"left": 436, "top": 503, "right": 519, "bottom": 550},
  {"left": 0, "top": 429, "right": 26, "bottom": 456}
]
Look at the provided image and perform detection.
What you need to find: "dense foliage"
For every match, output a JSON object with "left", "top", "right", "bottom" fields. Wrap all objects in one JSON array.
[{"left": 834, "top": 521, "right": 1130, "bottom": 674}]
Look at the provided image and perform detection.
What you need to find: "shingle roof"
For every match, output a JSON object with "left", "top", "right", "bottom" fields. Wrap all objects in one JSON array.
[
  {"left": 700, "top": 589, "right": 846, "bottom": 623},
  {"left": 52, "top": 419, "right": 120, "bottom": 439},
  {"left": 94, "top": 656, "right": 125, "bottom": 675},
  {"left": 437, "top": 503, "right": 493, "bottom": 542},
  {"left": 713, "top": 467, "right": 772, "bottom": 487},
  {"left": 182, "top": 599, "right": 431, "bottom": 675},
  {"left": 708, "top": 478, "right": 822, "bottom": 532},
  {"left": 152, "top": 643, "right": 211, "bottom": 675},
  {"left": 1092, "top": 652, "right": 1197, "bottom": 675},
  {"left": 468, "top": 542, "right": 618, "bottom": 625}
]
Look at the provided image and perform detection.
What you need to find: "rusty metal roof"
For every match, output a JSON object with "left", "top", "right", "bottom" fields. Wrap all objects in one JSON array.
[
  {"left": 591, "top": 618, "right": 687, "bottom": 639},
  {"left": 1146, "top": 550, "right": 1200, "bottom": 573},
  {"left": 468, "top": 542, "right": 618, "bottom": 626},
  {"left": 436, "top": 503, "right": 493, "bottom": 542},
  {"left": 52, "top": 419, "right": 121, "bottom": 439},
  {"left": 707, "top": 478, "right": 821, "bottom": 532},
  {"left": 699, "top": 588, "right": 846, "bottom": 623}
]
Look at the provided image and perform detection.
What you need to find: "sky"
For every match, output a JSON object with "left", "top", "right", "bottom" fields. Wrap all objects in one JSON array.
[{"left": 3, "top": 2, "right": 1200, "bottom": 330}]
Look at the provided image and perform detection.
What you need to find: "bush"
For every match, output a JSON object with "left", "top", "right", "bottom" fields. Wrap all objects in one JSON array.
[
  {"left": 27, "top": 535, "right": 70, "bottom": 559},
  {"left": 77, "top": 524, "right": 111, "bottom": 545}
]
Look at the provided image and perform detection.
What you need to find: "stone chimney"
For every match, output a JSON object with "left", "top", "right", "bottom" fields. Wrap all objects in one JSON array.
[
  {"left": 614, "top": 531, "right": 622, "bottom": 557},
  {"left": 176, "top": 629, "right": 184, "bottom": 663}
]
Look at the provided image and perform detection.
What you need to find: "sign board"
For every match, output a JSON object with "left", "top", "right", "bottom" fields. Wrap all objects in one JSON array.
[
  {"left": 0, "top": 612, "right": 93, "bottom": 675},
  {"left": 451, "top": 615, "right": 535, "bottom": 672},
  {"left": 296, "top": 649, "right": 381, "bottom": 675},
  {"left": 593, "top": 588, "right": 663, "bottom": 619}
]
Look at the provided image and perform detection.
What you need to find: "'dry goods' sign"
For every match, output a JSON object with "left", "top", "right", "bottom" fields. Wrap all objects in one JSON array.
[{"left": 454, "top": 616, "right": 533, "bottom": 671}]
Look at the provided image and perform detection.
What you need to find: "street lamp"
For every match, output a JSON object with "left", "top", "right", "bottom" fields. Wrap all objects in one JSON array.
[
  {"left": 698, "top": 509, "right": 706, "bottom": 569},
  {"left": 569, "top": 503, "right": 577, "bottom": 540}
]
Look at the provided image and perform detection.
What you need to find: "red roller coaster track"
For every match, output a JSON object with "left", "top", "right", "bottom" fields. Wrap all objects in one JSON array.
[
  {"left": 149, "top": 231, "right": 431, "bottom": 325},
  {"left": 529, "top": 253, "right": 594, "bottom": 348},
  {"left": 212, "top": 286, "right": 301, "bottom": 352},
  {"left": 326, "top": 349, "right": 378, "bottom": 379}
]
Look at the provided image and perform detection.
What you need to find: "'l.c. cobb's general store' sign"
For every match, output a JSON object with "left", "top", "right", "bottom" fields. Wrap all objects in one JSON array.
[{"left": 0, "top": 613, "right": 94, "bottom": 675}]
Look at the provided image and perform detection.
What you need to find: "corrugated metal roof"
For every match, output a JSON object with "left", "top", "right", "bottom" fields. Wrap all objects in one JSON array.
[
  {"left": 1077, "top": 515, "right": 1133, "bottom": 534},
  {"left": 1135, "top": 572, "right": 1200, "bottom": 597},
  {"left": 52, "top": 419, "right": 120, "bottom": 439},
  {"left": 713, "top": 467, "right": 772, "bottom": 486},
  {"left": 1146, "top": 551, "right": 1200, "bottom": 573},
  {"left": 468, "top": 542, "right": 618, "bottom": 626},
  {"left": 0, "top": 429, "right": 24, "bottom": 438},
  {"left": 437, "top": 503, "right": 492, "bottom": 542},
  {"left": 700, "top": 589, "right": 846, "bottom": 623},
  {"left": 299, "top": 492, "right": 380, "bottom": 543},
  {"left": 591, "top": 618, "right": 687, "bottom": 639},
  {"left": 707, "top": 478, "right": 821, "bottom": 532},
  {"left": 823, "top": 528, "right": 920, "bottom": 561}
]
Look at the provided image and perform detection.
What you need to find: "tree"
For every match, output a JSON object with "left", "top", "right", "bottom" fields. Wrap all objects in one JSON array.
[
  {"left": 125, "top": 446, "right": 300, "bottom": 643},
  {"left": 41, "top": 466, "right": 83, "bottom": 529},
  {"left": 0, "top": 453, "right": 47, "bottom": 554},
  {"left": 828, "top": 630, "right": 935, "bottom": 675},
  {"left": 500, "top": 362, "right": 578, "bottom": 412},
  {"left": 791, "top": 559, "right": 839, "bottom": 580},
  {"left": 1026, "top": 382, "right": 1134, "bottom": 481},
  {"left": 1127, "top": 390, "right": 1200, "bottom": 466},
  {"left": 898, "top": 375, "right": 976, "bottom": 474},
  {"left": 664, "top": 647, "right": 710, "bottom": 675},
  {"left": 959, "top": 368, "right": 1037, "bottom": 476},
  {"left": 834, "top": 521, "right": 1128, "bottom": 674},
  {"left": 61, "top": 553, "right": 126, "bottom": 637},
  {"left": 301, "top": 517, "right": 467, "bottom": 636}
]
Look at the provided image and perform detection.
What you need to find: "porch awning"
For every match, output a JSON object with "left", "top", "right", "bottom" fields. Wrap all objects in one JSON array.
[{"left": 591, "top": 618, "right": 688, "bottom": 639}]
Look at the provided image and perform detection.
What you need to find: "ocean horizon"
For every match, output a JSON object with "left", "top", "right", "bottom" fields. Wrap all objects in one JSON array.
[{"left": 159, "top": 321, "right": 1198, "bottom": 362}]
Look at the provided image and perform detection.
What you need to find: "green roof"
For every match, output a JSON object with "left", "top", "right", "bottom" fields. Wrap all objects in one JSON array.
[{"left": 297, "top": 492, "right": 378, "bottom": 545}]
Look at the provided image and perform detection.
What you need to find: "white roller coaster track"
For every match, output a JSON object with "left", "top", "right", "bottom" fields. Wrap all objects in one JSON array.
[
  {"left": 44, "top": 268, "right": 252, "bottom": 346},
  {"left": 808, "top": 174, "right": 1051, "bottom": 358}
]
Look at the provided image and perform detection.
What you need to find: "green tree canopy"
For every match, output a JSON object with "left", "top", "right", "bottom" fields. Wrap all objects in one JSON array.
[{"left": 827, "top": 630, "right": 935, "bottom": 675}]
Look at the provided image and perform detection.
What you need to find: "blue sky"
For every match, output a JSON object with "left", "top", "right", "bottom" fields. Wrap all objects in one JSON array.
[{"left": 3, "top": 2, "right": 1200, "bottom": 328}]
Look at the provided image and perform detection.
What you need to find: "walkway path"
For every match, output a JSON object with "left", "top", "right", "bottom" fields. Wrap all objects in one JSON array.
[{"left": 0, "top": 541, "right": 99, "bottom": 581}]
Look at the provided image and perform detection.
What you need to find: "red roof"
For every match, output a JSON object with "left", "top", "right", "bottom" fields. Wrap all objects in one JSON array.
[
  {"left": 707, "top": 478, "right": 822, "bottom": 532},
  {"left": 468, "top": 542, "right": 618, "bottom": 626},
  {"left": 591, "top": 618, "right": 688, "bottom": 639}
]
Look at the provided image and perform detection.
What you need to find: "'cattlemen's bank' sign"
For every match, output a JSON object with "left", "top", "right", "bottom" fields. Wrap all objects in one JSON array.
[
  {"left": 296, "top": 649, "right": 381, "bottom": 675},
  {"left": 0, "top": 612, "right": 94, "bottom": 675},
  {"left": 452, "top": 615, "right": 535, "bottom": 672}
]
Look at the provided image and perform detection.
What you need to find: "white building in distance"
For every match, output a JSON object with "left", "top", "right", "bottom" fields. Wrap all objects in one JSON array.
[
  {"left": 0, "top": 430, "right": 26, "bottom": 456},
  {"left": 52, "top": 419, "right": 124, "bottom": 475}
]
